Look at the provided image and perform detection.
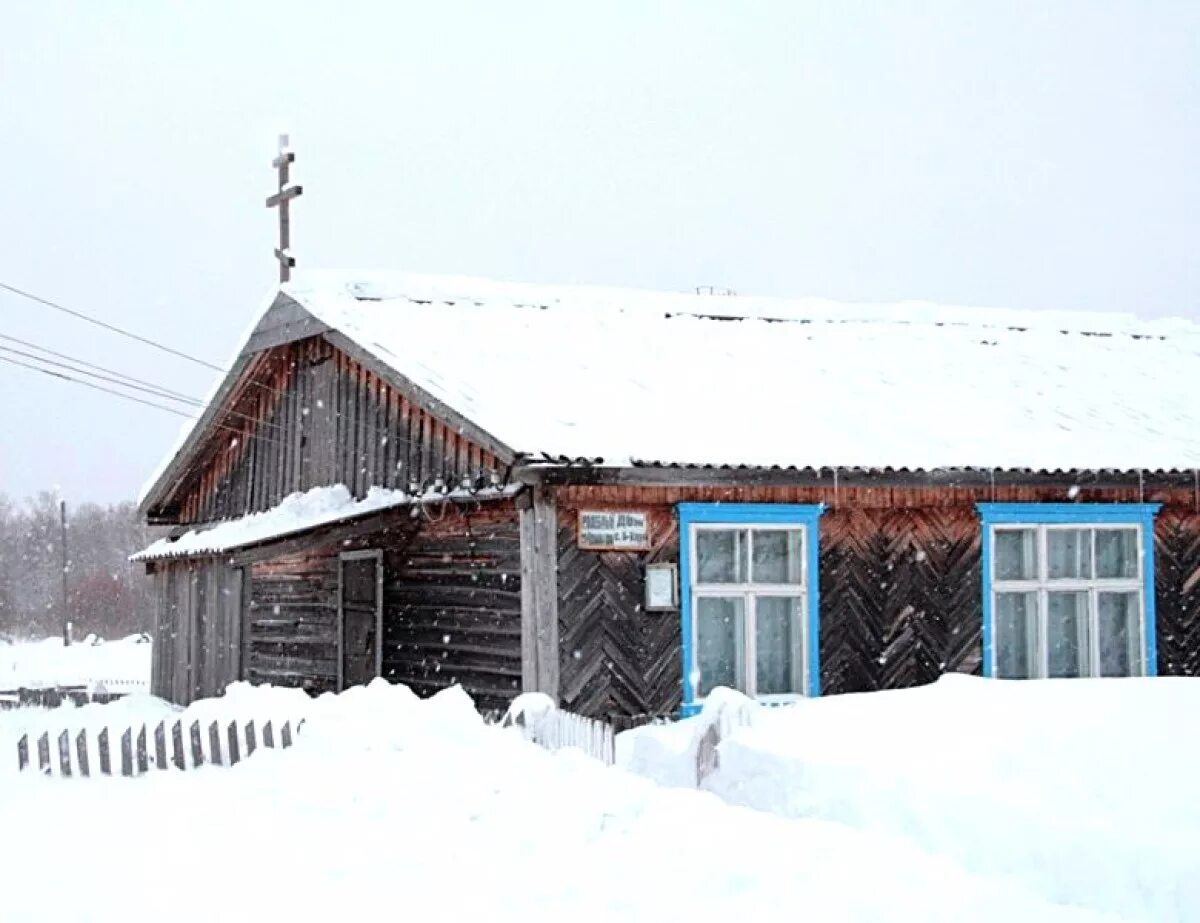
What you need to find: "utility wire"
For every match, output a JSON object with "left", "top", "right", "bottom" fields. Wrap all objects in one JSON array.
[
  {"left": 0, "top": 353, "right": 198, "bottom": 418},
  {"left": 0, "top": 344, "right": 203, "bottom": 407},
  {"left": 0, "top": 283, "right": 480, "bottom": 470},
  {"left": 0, "top": 333, "right": 289, "bottom": 436},
  {"left": 0, "top": 354, "right": 285, "bottom": 447},
  {"left": 0, "top": 332, "right": 202, "bottom": 404},
  {"left": 0, "top": 280, "right": 440, "bottom": 459},
  {"left": 0, "top": 279, "right": 226, "bottom": 372}
]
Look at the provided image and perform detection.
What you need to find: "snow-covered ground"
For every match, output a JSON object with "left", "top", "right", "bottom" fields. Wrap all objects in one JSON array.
[
  {"left": 621, "top": 675, "right": 1200, "bottom": 920},
  {"left": 0, "top": 634, "right": 150, "bottom": 692},
  {"left": 0, "top": 673, "right": 1193, "bottom": 921}
]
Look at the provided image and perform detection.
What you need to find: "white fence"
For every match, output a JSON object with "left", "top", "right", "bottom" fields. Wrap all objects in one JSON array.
[{"left": 502, "top": 696, "right": 616, "bottom": 765}]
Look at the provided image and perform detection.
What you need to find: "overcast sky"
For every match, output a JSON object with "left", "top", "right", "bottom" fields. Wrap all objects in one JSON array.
[{"left": 1, "top": 1, "right": 1197, "bottom": 506}]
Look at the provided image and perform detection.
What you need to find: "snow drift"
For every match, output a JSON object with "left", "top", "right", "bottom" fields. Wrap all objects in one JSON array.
[
  {"left": 1, "top": 678, "right": 1114, "bottom": 922},
  {"left": 621, "top": 674, "right": 1200, "bottom": 920}
]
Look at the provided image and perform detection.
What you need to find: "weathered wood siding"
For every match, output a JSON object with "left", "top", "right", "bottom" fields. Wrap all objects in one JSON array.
[
  {"left": 166, "top": 337, "right": 500, "bottom": 525},
  {"left": 1155, "top": 509, "right": 1200, "bottom": 677},
  {"left": 150, "top": 558, "right": 243, "bottom": 705},
  {"left": 222, "top": 503, "right": 524, "bottom": 711},
  {"left": 820, "top": 506, "right": 982, "bottom": 693},
  {"left": 556, "top": 510, "right": 682, "bottom": 720},
  {"left": 384, "top": 507, "right": 523, "bottom": 713},
  {"left": 554, "top": 484, "right": 1200, "bottom": 720},
  {"left": 246, "top": 550, "right": 340, "bottom": 694}
]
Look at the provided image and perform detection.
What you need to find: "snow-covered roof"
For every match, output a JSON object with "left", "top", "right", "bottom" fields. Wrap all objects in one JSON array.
[
  {"left": 132, "top": 484, "right": 518, "bottom": 561},
  {"left": 275, "top": 271, "right": 1200, "bottom": 473}
]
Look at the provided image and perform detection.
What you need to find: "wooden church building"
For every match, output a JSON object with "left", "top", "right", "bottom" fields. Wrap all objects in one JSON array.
[{"left": 135, "top": 273, "right": 1200, "bottom": 720}]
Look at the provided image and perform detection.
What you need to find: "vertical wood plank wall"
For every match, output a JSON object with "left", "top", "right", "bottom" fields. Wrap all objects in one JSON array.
[
  {"left": 554, "top": 484, "right": 1200, "bottom": 721},
  {"left": 169, "top": 338, "right": 499, "bottom": 525},
  {"left": 150, "top": 558, "right": 243, "bottom": 704}
]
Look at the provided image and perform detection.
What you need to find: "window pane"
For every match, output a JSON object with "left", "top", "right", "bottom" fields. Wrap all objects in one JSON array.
[
  {"left": 1095, "top": 530, "right": 1138, "bottom": 580},
  {"left": 1048, "top": 530, "right": 1092, "bottom": 580},
  {"left": 755, "top": 596, "right": 804, "bottom": 694},
  {"left": 696, "top": 596, "right": 744, "bottom": 696},
  {"left": 1098, "top": 592, "right": 1141, "bottom": 676},
  {"left": 1047, "top": 591, "right": 1090, "bottom": 677},
  {"left": 994, "top": 592, "right": 1037, "bottom": 679},
  {"left": 696, "top": 530, "right": 746, "bottom": 583},
  {"left": 995, "top": 529, "right": 1037, "bottom": 580},
  {"left": 751, "top": 529, "right": 804, "bottom": 585}
]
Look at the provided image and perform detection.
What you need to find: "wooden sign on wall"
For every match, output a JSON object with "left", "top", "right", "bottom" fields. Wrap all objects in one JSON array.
[{"left": 577, "top": 510, "right": 651, "bottom": 551}]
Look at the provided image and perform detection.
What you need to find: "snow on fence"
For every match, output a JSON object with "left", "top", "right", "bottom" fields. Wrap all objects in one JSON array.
[
  {"left": 694, "top": 690, "right": 760, "bottom": 785},
  {"left": 16, "top": 717, "right": 302, "bottom": 778},
  {"left": 15, "top": 692, "right": 617, "bottom": 778},
  {"left": 502, "top": 694, "right": 615, "bottom": 765},
  {"left": 0, "top": 686, "right": 131, "bottom": 711}
]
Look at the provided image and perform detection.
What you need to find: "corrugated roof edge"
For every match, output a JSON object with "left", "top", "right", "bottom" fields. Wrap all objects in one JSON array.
[
  {"left": 630, "top": 461, "right": 1199, "bottom": 475},
  {"left": 518, "top": 461, "right": 1200, "bottom": 490},
  {"left": 132, "top": 483, "right": 522, "bottom": 562}
]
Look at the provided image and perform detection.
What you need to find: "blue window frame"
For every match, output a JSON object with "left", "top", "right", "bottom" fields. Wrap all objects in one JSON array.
[
  {"left": 678, "top": 503, "right": 823, "bottom": 715},
  {"left": 977, "top": 503, "right": 1160, "bottom": 679}
]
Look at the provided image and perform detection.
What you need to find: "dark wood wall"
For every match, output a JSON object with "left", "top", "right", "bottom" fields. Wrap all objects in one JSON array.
[
  {"left": 245, "top": 549, "right": 340, "bottom": 694},
  {"left": 554, "top": 484, "right": 1200, "bottom": 720},
  {"left": 159, "top": 503, "right": 525, "bottom": 711},
  {"left": 383, "top": 507, "right": 524, "bottom": 713},
  {"left": 1154, "top": 509, "right": 1200, "bottom": 677},
  {"left": 555, "top": 509, "right": 682, "bottom": 720},
  {"left": 167, "top": 337, "right": 501, "bottom": 525}
]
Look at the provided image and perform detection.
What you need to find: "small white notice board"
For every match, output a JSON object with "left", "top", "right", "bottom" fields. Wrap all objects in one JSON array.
[{"left": 577, "top": 510, "right": 651, "bottom": 551}]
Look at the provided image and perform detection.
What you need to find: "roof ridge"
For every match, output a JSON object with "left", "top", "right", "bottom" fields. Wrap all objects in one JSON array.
[{"left": 284, "top": 270, "right": 1199, "bottom": 340}]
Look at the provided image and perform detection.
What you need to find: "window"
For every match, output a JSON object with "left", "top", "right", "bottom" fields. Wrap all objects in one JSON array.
[
  {"left": 679, "top": 504, "right": 823, "bottom": 712},
  {"left": 978, "top": 504, "right": 1160, "bottom": 679}
]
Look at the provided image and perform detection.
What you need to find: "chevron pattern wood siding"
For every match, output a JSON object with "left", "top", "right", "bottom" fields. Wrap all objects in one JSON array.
[
  {"left": 820, "top": 507, "right": 983, "bottom": 695},
  {"left": 1155, "top": 511, "right": 1200, "bottom": 677},
  {"left": 552, "top": 487, "right": 1200, "bottom": 722},
  {"left": 557, "top": 521, "right": 682, "bottom": 720}
]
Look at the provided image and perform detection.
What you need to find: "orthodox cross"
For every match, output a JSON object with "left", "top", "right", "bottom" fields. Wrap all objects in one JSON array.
[{"left": 265, "top": 134, "right": 303, "bottom": 282}]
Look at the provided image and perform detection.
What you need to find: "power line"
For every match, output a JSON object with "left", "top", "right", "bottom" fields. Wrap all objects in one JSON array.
[
  {"left": 0, "top": 353, "right": 285, "bottom": 447},
  {"left": 0, "top": 331, "right": 291, "bottom": 437},
  {"left": 0, "top": 332, "right": 202, "bottom": 404},
  {"left": 0, "top": 344, "right": 203, "bottom": 407},
  {"left": 0, "top": 284, "right": 476, "bottom": 468},
  {"left": 0, "top": 279, "right": 226, "bottom": 372},
  {"left": 0, "top": 281, "right": 440, "bottom": 459},
  {"left": 0, "top": 353, "right": 198, "bottom": 418}
]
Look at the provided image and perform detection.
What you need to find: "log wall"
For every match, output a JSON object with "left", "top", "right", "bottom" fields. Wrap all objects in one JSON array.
[
  {"left": 383, "top": 507, "right": 524, "bottom": 713},
  {"left": 167, "top": 503, "right": 527, "bottom": 711},
  {"left": 246, "top": 550, "right": 340, "bottom": 693}
]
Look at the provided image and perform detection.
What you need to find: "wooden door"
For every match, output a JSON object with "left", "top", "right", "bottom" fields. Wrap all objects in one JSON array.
[{"left": 338, "top": 551, "right": 383, "bottom": 690}]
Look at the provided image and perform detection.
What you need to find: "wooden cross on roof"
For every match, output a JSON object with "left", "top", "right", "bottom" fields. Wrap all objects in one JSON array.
[{"left": 265, "top": 134, "right": 303, "bottom": 283}]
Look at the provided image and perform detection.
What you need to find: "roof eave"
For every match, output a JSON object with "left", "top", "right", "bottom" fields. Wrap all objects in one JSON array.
[
  {"left": 137, "top": 291, "right": 328, "bottom": 521},
  {"left": 515, "top": 463, "right": 1200, "bottom": 490}
]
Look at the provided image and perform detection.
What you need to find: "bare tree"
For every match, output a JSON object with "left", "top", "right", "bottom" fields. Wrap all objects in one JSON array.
[{"left": 0, "top": 493, "right": 154, "bottom": 641}]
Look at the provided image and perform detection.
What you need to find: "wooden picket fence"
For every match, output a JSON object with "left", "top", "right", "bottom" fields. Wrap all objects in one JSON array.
[
  {"left": 16, "top": 701, "right": 616, "bottom": 777},
  {"left": 507, "top": 707, "right": 616, "bottom": 766},
  {"left": 16, "top": 717, "right": 303, "bottom": 777}
]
